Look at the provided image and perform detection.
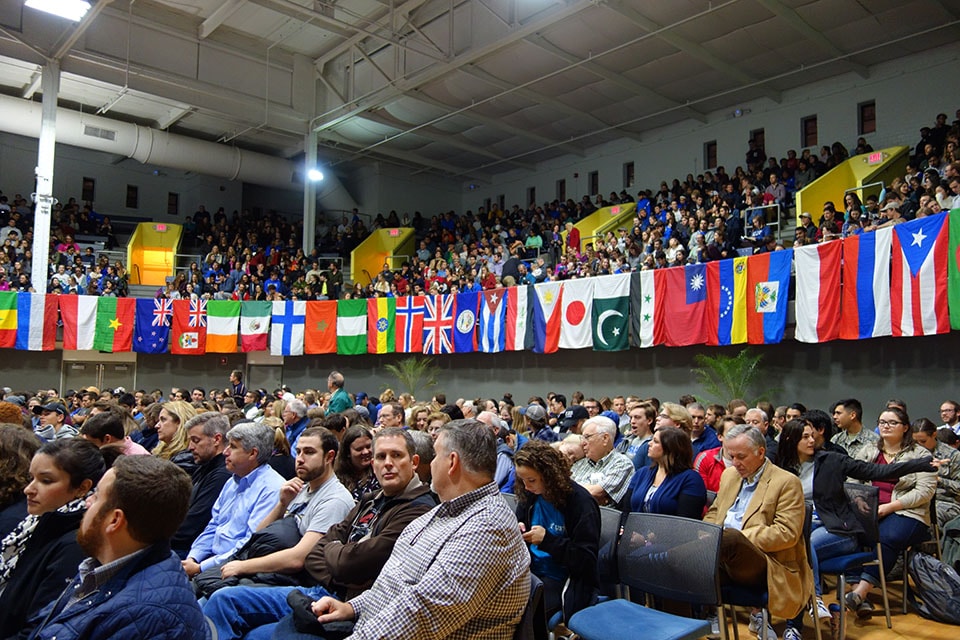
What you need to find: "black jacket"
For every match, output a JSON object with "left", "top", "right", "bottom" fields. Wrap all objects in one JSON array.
[{"left": 171, "top": 453, "right": 231, "bottom": 553}]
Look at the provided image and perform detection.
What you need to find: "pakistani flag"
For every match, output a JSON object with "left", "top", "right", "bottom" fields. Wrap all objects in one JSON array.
[
  {"left": 337, "top": 299, "right": 367, "bottom": 355},
  {"left": 592, "top": 273, "right": 630, "bottom": 351}
]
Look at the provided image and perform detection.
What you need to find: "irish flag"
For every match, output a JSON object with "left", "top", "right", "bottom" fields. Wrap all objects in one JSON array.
[
  {"left": 207, "top": 301, "right": 240, "bottom": 352},
  {"left": 93, "top": 297, "right": 135, "bottom": 352}
]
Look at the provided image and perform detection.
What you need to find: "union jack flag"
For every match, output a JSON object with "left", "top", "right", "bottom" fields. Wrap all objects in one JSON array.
[
  {"left": 152, "top": 298, "right": 173, "bottom": 327},
  {"left": 188, "top": 299, "right": 207, "bottom": 328},
  {"left": 422, "top": 294, "right": 454, "bottom": 354},
  {"left": 396, "top": 295, "right": 425, "bottom": 353}
]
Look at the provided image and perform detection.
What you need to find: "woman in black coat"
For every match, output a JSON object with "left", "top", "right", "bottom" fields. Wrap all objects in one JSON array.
[{"left": 0, "top": 425, "right": 40, "bottom": 540}]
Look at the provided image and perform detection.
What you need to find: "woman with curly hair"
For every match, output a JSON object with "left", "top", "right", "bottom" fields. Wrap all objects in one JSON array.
[
  {"left": 0, "top": 425, "right": 40, "bottom": 538},
  {"left": 152, "top": 400, "right": 198, "bottom": 476},
  {"left": 514, "top": 440, "right": 600, "bottom": 627},
  {"left": 334, "top": 425, "right": 379, "bottom": 502}
]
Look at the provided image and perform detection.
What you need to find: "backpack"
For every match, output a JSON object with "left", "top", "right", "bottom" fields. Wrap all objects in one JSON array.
[{"left": 906, "top": 552, "right": 960, "bottom": 625}]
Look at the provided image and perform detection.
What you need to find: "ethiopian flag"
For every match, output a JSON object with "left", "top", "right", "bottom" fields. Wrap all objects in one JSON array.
[
  {"left": 0, "top": 291, "right": 16, "bottom": 348},
  {"left": 367, "top": 297, "right": 396, "bottom": 354},
  {"left": 93, "top": 297, "right": 135, "bottom": 352}
]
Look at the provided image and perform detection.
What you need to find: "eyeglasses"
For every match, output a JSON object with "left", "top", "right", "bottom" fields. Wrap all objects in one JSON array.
[
  {"left": 581, "top": 432, "right": 602, "bottom": 441},
  {"left": 877, "top": 420, "right": 903, "bottom": 427}
]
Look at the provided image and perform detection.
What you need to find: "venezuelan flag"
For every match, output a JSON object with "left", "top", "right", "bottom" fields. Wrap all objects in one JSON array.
[{"left": 706, "top": 256, "right": 747, "bottom": 346}]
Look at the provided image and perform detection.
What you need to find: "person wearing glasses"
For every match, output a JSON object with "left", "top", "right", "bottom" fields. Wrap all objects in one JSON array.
[{"left": 570, "top": 417, "right": 635, "bottom": 507}]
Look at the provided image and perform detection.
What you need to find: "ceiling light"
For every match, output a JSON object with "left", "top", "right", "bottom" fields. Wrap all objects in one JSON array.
[
  {"left": 25, "top": 0, "right": 91, "bottom": 22},
  {"left": 307, "top": 169, "right": 324, "bottom": 182}
]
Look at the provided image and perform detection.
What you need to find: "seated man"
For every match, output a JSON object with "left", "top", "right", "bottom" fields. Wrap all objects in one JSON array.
[
  {"left": 182, "top": 422, "right": 285, "bottom": 577},
  {"left": 291, "top": 420, "right": 529, "bottom": 640},
  {"left": 79, "top": 410, "right": 150, "bottom": 455},
  {"left": 25, "top": 456, "right": 206, "bottom": 640},
  {"left": 704, "top": 424, "right": 810, "bottom": 637},
  {"left": 203, "top": 427, "right": 438, "bottom": 640},
  {"left": 571, "top": 416, "right": 636, "bottom": 506}
]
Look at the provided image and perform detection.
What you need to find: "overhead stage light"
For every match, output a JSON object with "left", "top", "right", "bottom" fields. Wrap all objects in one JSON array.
[
  {"left": 307, "top": 169, "right": 324, "bottom": 182},
  {"left": 25, "top": 0, "right": 92, "bottom": 22}
]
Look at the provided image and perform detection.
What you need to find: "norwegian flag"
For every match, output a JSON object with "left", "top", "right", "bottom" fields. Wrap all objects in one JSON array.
[
  {"left": 188, "top": 299, "right": 207, "bottom": 328},
  {"left": 395, "top": 295, "right": 425, "bottom": 353},
  {"left": 152, "top": 299, "right": 173, "bottom": 327},
  {"left": 422, "top": 294, "right": 454, "bottom": 355}
]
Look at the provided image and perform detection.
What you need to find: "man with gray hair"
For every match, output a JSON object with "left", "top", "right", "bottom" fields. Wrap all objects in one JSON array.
[
  {"left": 744, "top": 407, "right": 778, "bottom": 461},
  {"left": 172, "top": 412, "right": 233, "bottom": 556},
  {"left": 327, "top": 371, "right": 351, "bottom": 414},
  {"left": 477, "top": 410, "right": 514, "bottom": 492},
  {"left": 282, "top": 398, "right": 310, "bottom": 452},
  {"left": 571, "top": 416, "right": 635, "bottom": 506},
  {"left": 182, "top": 421, "right": 284, "bottom": 577}
]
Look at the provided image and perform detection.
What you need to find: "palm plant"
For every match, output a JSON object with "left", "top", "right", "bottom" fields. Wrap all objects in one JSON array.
[
  {"left": 691, "top": 347, "right": 780, "bottom": 405},
  {"left": 383, "top": 356, "right": 440, "bottom": 398}
]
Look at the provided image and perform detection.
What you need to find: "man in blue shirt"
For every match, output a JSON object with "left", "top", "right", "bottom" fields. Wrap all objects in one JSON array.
[{"left": 281, "top": 399, "right": 310, "bottom": 453}]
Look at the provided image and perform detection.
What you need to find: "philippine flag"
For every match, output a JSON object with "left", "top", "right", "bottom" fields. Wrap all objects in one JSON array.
[
  {"left": 532, "top": 281, "right": 563, "bottom": 353},
  {"left": 654, "top": 264, "right": 707, "bottom": 347},
  {"left": 840, "top": 227, "right": 892, "bottom": 340},
  {"left": 794, "top": 241, "right": 841, "bottom": 344},
  {"left": 891, "top": 212, "right": 949, "bottom": 337}
]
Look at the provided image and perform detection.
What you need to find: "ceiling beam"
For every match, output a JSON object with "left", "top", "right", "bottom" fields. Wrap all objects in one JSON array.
[
  {"left": 314, "top": 0, "right": 434, "bottom": 70},
  {"left": 753, "top": 0, "right": 869, "bottom": 79},
  {"left": 199, "top": 0, "right": 247, "bottom": 39},
  {"left": 51, "top": 0, "right": 115, "bottom": 62},
  {"left": 156, "top": 106, "right": 195, "bottom": 130},
  {"left": 605, "top": 0, "right": 781, "bottom": 103},
  {"left": 22, "top": 71, "right": 42, "bottom": 99}
]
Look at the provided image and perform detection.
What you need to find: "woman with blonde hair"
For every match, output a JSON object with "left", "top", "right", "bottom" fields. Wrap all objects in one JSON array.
[
  {"left": 656, "top": 402, "right": 694, "bottom": 434},
  {"left": 152, "top": 400, "right": 197, "bottom": 475}
]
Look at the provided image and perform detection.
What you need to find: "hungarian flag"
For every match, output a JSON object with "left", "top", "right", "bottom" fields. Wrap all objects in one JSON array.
[
  {"left": 478, "top": 288, "right": 507, "bottom": 353},
  {"left": 367, "top": 297, "right": 396, "bottom": 354},
  {"left": 706, "top": 257, "right": 747, "bottom": 346},
  {"left": 395, "top": 295, "right": 425, "bottom": 353},
  {"left": 532, "top": 281, "right": 563, "bottom": 353},
  {"left": 654, "top": 264, "right": 707, "bottom": 347},
  {"left": 504, "top": 285, "right": 531, "bottom": 351},
  {"left": 891, "top": 213, "right": 949, "bottom": 337},
  {"left": 591, "top": 274, "right": 629, "bottom": 352},
  {"left": 15, "top": 293, "right": 57, "bottom": 351},
  {"left": 453, "top": 292, "right": 478, "bottom": 353},
  {"left": 60, "top": 295, "right": 99, "bottom": 350},
  {"left": 171, "top": 299, "right": 207, "bottom": 355},
  {"left": 746, "top": 250, "right": 792, "bottom": 344},
  {"left": 271, "top": 300, "right": 306, "bottom": 356},
  {"left": 794, "top": 242, "right": 841, "bottom": 344},
  {"left": 240, "top": 301, "right": 271, "bottom": 352},
  {"left": 337, "top": 299, "right": 367, "bottom": 355},
  {"left": 840, "top": 227, "right": 892, "bottom": 340},
  {"left": 134, "top": 298, "right": 172, "bottom": 354},
  {"left": 559, "top": 279, "right": 594, "bottom": 350},
  {"left": 206, "top": 301, "right": 240, "bottom": 353},
  {"left": 630, "top": 270, "right": 656, "bottom": 348},
  {"left": 305, "top": 300, "right": 337, "bottom": 354},
  {"left": 0, "top": 292, "right": 15, "bottom": 348},
  {"left": 93, "top": 297, "right": 135, "bottom": 352}
]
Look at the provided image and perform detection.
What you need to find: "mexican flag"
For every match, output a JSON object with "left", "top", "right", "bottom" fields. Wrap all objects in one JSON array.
[
  {"left": 337, "top": 299, "right": 367, "bottom": 355},
  {"left": 240, "top": 301, "right": 271, "bottom": 352},
  {"left": 93, "top": 297, "right": 135, "bottom": 352}
]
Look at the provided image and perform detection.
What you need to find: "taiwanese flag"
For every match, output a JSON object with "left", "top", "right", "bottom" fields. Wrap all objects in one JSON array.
[
  {"left": 654, "top": 264, "right": 707, "bottom": 347},
  {"left": 531, "top": 281, "right": 563, "bottom": 353},
  {"left": 395, "top": 295, "right": 425, "bottom": 353},
  {"left": 745, "top": 249, "right": 792, "bottom": 344},
  {"left": 304, "top": 300, "right": 337, "bottom": 354},
  {"left": 171, "top": 299, "right": 207, "bottom": 355},
  {"left": 891, "top": 212, "right": 949, "bottom": 337},
  {"left": 453, "top": 292, "right": 479, "bottom": 353},
  {"left": 794, "top": 242, "right": 841, "bottom": 344}
]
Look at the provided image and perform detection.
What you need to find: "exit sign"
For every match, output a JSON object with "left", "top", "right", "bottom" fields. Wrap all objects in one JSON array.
[
  {"left": 867, "top": 152, "right": 883, "bottom": 165},
  {"left": 611, "top": 206, "right": 620, "bottom": 215},
  {"left": 155, "top": 224, "right": 167, "bottom": 232},
  {"left": 388, "top": 228, "right": 400, "bottom": 236}
]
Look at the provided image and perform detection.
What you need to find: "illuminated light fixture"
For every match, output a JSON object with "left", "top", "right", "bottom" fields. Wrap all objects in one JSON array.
[
  {"left": 307, "top": 169, "right": 324, "bottom": 182},
  {"left": 25, "top": 0, "right": 91, "bottom": 22}
]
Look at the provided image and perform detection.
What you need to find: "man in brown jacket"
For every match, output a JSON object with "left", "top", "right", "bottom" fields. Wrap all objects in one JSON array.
[{"left": 202, "top": 427, "right": 437, "bottom": 640}]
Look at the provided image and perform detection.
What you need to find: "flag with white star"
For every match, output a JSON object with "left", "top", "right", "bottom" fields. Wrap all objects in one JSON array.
[
  {"left": 654, "top": 263, "right": 708, "bottom": 347},
  {"left": 892, "top": 212, "right": 949, "bottom": 336},
  {"left": 592, "top": 273, "right": 629, "bottom": 352},
  {"left": 134, "top": 298, "right": 171, "bottom": 354}
]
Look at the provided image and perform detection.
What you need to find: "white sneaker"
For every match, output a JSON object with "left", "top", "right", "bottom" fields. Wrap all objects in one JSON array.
[
  {"left": 814, "top": 598, "right": 831, "bottom": 620},
  {"left": 783, "top": 626, "right": 802, "bottom": 640},
  {"left": 707, "top": 613, "right": 720, "bottom": 637},
  {"left": 748, "top": 611, "right": 777, "bottom": 640}
]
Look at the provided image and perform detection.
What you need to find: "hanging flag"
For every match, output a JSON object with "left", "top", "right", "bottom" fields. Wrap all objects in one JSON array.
[
  {"left": 395, "top": 295, "right": 425, "bottom": 353},
  {"left": 171, "top": 299, "right": 207, "bottom": 355},
  {"left": 133, "top": 298, "right": 172, "bottom": 354},
  {"left": 0, "top": 291, "right": 15, "bottom": 349},
  {"left": 654, "top": 264, "right": 707, "bottom": 347},
  {"left": 206, "top": 300, "right": 240, "bottom": 353},
  {"left": 93, "top": 297, "right": 135, "bottom": 352},
  {"left": 478, "top": 288, "right": 507, "bottom": 353},
  {"left": 453, "top": 292, "right": 479, "bottom": 353},
  {"left": 591, "top": 273, "right": 629, "bottom": 352},
  {"left": 840, "top": 227, "right": 892, "bottom": 340},
  {"left": 891, "top": 213, "right": 949, "bottom": 337},
  {"left": 948, "top": 209, "right": 960, "bottom": 329},
  {"left": 60, "top": 295, "right": 99, "bottom": 351},
  {"left": 630, "top": 270, "right": 656, "bottom": 348},
  {"left": 559, "top": 279, "right": 594, "bottom": 350},
  {"left": 271, "top": 300, "right": 306, "bottom": 356},
  {"left": 304, "top": 300, "right": 338, "bottom": 354},
  {"left": 367, "top": 297, "right": 396, "bottom": 354},
  {"left": 531, "top": 281, "right": 563, "bottom": 353},
  {"left": 706, "top": 257, "right": 747, "bottom": 346},
  {"left": 505, "top": 285, "right": 531, "bottom": 351},
  {"left": 746, "top": 250, "right": 793, "bottom": 344},
  {"left": 422, "top": 294, "right": 455, "bottom": 355},
  {"left": 15, "top": 293, "right": 57, "bottom": 351},
  {"left": 337, "top": 299, "right": 367, "bottom": 355},
  {"left": 794, "top": 242, "right": 841, "bottom": 344},
  {"left": 240, "top": 301, "right": 271, "bottom": 352}
]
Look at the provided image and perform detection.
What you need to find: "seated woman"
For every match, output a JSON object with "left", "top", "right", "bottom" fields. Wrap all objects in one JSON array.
[
  {"left": 911, "top": 418, "right": 960, "bottom": 529},
  {"left": 621, "top": 426, "right": 706, "bottom": 519},
  {"left": 0, "top": 439, "right": 106, "bottom": 638},
  {"left": 514, "top": 441, "right": 600, "bottom": 629},
  {"left": 152, "top": 400, "right": 198, "bottom": 476},
  {"left": 335, "top": 425, "right": 379, "bottom": 502},
  {"left": 0, "top": 425, "right": 40, "bottom": 539}
]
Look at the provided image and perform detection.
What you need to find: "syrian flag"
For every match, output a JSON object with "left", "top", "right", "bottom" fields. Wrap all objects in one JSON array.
[
  {"left": 16, "top": 293, "right": 57, "bottom": 351},
  {"left": 60, "top": 295, "right": 99, "bottom": 350},
  {"left": 478, "top": 288, "right": 507, "bottom": 353},
  {"left": 240, "top": 301, "right": 271, "bottom": 352},
  {"left": 559, "top": 279, "right": 594, "bottom": 349},
  {"left": 592, "top": 274, "right": 629, "bottom": 352},
  {"left": 629, "top": 270, "right": 656, "bottom": 348},
  {"left": 532, "top": 281, "right": 563, "bottom": 353}
]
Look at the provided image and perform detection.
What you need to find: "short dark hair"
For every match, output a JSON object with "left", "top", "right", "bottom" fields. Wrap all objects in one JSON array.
[
  {"left": 801, "top": 409, "right": 835, "bottom": 441},
  {"left": 105, "top": 456, "right": 192, "bottom": 544},
  {"left": 374, "top": 426, "right": 416, "bottom": 458},
  {"left": 837, "top": 398, "right": 862, "bottom": 422},
  {"left": 437, "top": 419, "right": 496, "bottom": 478},
  {"left": 80, "top": 411, "right": 125, "bottom": 441},
  {"left": 192, "top": 387, "right": 205, "bottom": 397},
  {"left": 298, "top": 426, "right": 339, "bottom": 456},
  {"left": 38, "top": 438, "right": 105, "bottom": 489}
]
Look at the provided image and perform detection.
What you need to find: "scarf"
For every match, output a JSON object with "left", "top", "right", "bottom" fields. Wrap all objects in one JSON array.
[{"left": 0, "top": 496, "right": 87, "bottom": 587}]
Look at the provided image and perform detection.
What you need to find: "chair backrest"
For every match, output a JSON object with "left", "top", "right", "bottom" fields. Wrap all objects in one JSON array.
[
  {"left": 513, "top": 572, "right": 548, "bottom": 640},
  {"left": 843, "top": 483, "right": 880, "bottom": 547},
  {"left": 503, "top": 492, "right": 519, "bottom": 513},
  {"left": 617, "top": 512, "right": 723, "bottom": 606},
  {"left": 597, "top": 505, "right": 623, "bottom": 584}
]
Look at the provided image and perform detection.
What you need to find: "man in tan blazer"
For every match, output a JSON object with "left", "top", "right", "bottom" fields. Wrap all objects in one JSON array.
[{"left": 705, "top": 424, "right": 811, "bottom": 625}]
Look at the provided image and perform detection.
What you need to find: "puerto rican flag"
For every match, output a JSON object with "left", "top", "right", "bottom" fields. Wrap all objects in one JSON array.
[
  {"left": 396, "top": 295, "right": 425, "bottom": 353},
  {"left": 794, "top": 241, "right": 841, "bottom": 343},
  {"left": 891, "top": 213, "right": 949, "bottom": 337},
  {"left": 422, "top": 294, "right": 454, "bottom": 355},
  {"left": 478, "top": 288, "right": 507, "bottom": 353}
]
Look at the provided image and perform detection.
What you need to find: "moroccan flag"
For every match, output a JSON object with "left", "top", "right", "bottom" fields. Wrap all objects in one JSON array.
[
  {"left": 706, "top": 257, "right": 747, "bottom": 346},
  {"left": 337, "top": 299, "right": 367, "bottom": 355},
  {"left": 171, "top": 299, "right": 207, "bottom": 355},
  {"left": 629, "top": 270, "right": 656, "bottom": 348},
  {"left": 271, "top": 300, "right": 306, "bottom": 356},
  {"left": 93, "top": 297, "right": 135, "bottom": 352},
  {"left": 591, "top": 273, "right": 629, "bottom": 352},
  {"left": 0, "top": 292, "right": 18, "bottom": 348},
  {"left": 949, "top": 209, "right": 960, "bottom": 329},
  {"left": 891, "top": 212, "right": 949, "bottom": 337},
  {"left": 504, "top": 285, "right": 531, "bottom": 351},
  {"left": 478, "top": 288, "right": 507, "bottom": 353},
  {"left": 305, "top": 301, "right": 337, "bottom": 354},
  {"left": 559, "top": 279, "right": 594, "bottom": 350},
  {"left": 367, "top": 297, "right": 396, "bottom": 354},
  {"left": 133, "top": 298, "right": 172, "bottom": 354},
  {"left": 654, "top": 264, "right": 707, "bottom": 347},
  {"left": 395, "top": 295, "right": 425, "bottom": 353},
  {"left": 746, "top": 250, "right": 793, "bottom": 344},
  {"left": 840, "top": 227, "right": 892, "bottom": 340},
  {"left": 15, "top": 293, "right": 57, "bottom": 351},
  {"left": 794, "top": 242, "right": 841, "bottom": 344},
  {"left": 206, "top": 301, "right": 240, "bottom": 353},
  {"left": 240, "top": 301, "right": 271, "bottom": 352},
  {"left": 531, "top": 281, "right": 563, "bottom": 353},
  {"left": 60, "top": 295, "right": 98, "bottom": 350},
  {"left": 453, "top": 292, "right": 478, "bottom": 353}
]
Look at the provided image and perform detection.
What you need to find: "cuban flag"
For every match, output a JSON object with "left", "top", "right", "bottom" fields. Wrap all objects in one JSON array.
[
  {"left": 891, "top": 213, "right": 949, "bottom": 337},
  {"left": 422, "top": 294, "right": 454, "bottom": 354}
]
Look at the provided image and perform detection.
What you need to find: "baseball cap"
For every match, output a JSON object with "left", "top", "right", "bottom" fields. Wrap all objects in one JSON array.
[
  {"left": 524, "top": 404, "right": 547, "bottom": 423},
  {"left": 560, "top": 405, "right": 589, "bottom": 430},
  {"left": 32, "top": 402, "right": 67, "bottom": 417}
]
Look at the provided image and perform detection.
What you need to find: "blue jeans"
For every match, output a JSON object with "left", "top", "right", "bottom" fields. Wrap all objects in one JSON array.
[
  {"left": 787, "top": 525, "right": 858, "bottom": 630},
  {"left": 203, "top": 584, "right": 332, "bottom": 640},
  {"left": 861, "top": 513, "right": 929, "bottom": 587}
]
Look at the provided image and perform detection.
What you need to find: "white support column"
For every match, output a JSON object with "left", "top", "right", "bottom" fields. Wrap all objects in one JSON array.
[
  {"left": 32, "top": 62, "right": 59, "bottom": 294},
  {"left": 302, "top": 130, "right": 318, "bottom": 256}
]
